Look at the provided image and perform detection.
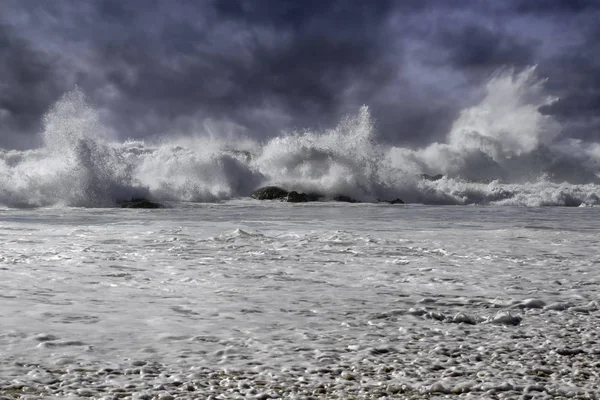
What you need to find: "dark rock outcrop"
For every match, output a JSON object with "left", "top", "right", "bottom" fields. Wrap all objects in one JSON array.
[
  {"left": 250, "top": 186, "right": 289, "bottom": 200},
  {"left": 251, "top": 186, "right": 362, "bottom": 203},
  {"left": 286, "top": 191, "right": 308, "bottom": 202},
  {"left": 387, "top": 198, "right": 404, "bottom": 204},
  {"left": 306, "top": 192, "right": 325, "bottom": 202},
  {"left": 119, "top": 198, "right": 163, "bottom": 209}
]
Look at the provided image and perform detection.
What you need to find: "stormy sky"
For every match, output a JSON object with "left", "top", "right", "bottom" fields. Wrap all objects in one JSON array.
[{"left": 0, "top": 0, "right": 599, "bottom": 150}]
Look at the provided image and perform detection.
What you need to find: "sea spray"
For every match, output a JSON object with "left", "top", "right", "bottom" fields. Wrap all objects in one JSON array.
[
  {"left": 255, "top": 106, "right": 385, "bottom": 201},
  {"left": 387, "top": 67, "right": 600, "bottom": 186},
  {"left": 448, "top": 66, "right": 560, "bottom": 158},
  {"left": 0, "top": 67, "right": 599, "bottom": 208},
  {"left": 1, "top": 89, "right": 148, "bottom": 207}
]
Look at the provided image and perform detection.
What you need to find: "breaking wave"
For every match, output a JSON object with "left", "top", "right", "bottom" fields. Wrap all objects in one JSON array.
[{"left": 1, "top": 67, "right": 599, "bottom": 208}]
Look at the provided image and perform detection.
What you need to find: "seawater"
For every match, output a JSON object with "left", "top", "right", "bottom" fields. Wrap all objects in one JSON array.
[{"left": 0, "top": 203, "right": 599, "bottom": 397}]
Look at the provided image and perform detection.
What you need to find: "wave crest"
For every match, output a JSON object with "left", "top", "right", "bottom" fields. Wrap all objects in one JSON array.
[{"left": 1, "top": 68, "right": 599, "bottom": 208}]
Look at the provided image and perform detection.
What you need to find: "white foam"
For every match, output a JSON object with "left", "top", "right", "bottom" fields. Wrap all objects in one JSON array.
[{"left": 1, "top": 67, "right": 600, "bottom": 208}]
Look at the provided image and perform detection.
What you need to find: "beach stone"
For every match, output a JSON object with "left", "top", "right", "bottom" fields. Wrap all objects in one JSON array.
[
  {"left": 556, "top": 347, "right": 584, "bottom": 356},
  {"left": 487, "top": 311, "right": 522, "bottom": 326},
  {"left": 545, "top": 302, "right": 573, "bottom": 311},
  {"left": 451, "top": 381, "right": 477, "bottom": 394},
  {"left": 340, "top": 371, "right": 355, "bottom": 380},
  {"left": 514, "top": 298, "right": 546, "bottom": 309},
  {"left": 524, "top": 384, "right": 545, "bottom": 393},
  {"left": 427, "top": 311, "right": 446, "bottom": 321},
  {"left": 428, "top": 382, "right": 450, "bottom": 394},
  {"left": 34, "top": 334, "right": 59, "bottom": 342},
  {"left": 571, "top": 301, "right": 598, "bottom": 313},
  {"left": 450, "top": 312, "right": 477, "bottom": 324}
]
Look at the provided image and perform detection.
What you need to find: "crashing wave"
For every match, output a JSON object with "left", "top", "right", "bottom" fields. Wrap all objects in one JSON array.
[{"left": 1, "top": 68, "right": 599, "bottom": 208}]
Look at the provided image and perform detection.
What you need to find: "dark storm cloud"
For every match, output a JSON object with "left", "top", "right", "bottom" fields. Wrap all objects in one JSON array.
[
  {"left": 94, "top": 0, "right": 397, "bottom": 137},
  {"left": 0, "top": 24, "right": 64, "bottom": 148},
  {"left": 511, "top": 0, "right": 598, "bottom": 14},
  {"left": 433, "top": 24, "right": 536, "bottom": 71},
  {"left": 0, "top": 0, "right": 599, "bottom": 149}
]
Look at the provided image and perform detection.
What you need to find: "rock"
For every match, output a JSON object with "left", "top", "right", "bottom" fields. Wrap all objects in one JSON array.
[
  {"left": 427, "top": 382, "right": 450, "bottom": 394},
  {"left": 118, "top": 198, "right": 163, "bottom": 208},
  {"left": 450, "top": 312, "right": 477, "bottom": 325},
  {"left": 513, "top": 298, "right": 546, "bottom": 309},
  {"left": 486, "top": 311, "right": 522, "bottom": 326},
  {"left": 570, "top": 301, "right": 598, "bottom": 313},
  {"left": 286, "top": 191, "right": 308, "bottom": 202},
  {"left": 545, "top": 302, "right": 573, "bottom": 311},
  {"left": 379, "top": 198, "right": 404, "bottom": 204},
  {"left": 340, "top": 370, "right": 355, "bottom": 380},
  {"left": 388, "top": 198, "right": 404, "bottom": 204},
  {"left": 555, "top": 347, "right": 584, "bottom": 356},
  {"left": 306, "top": 192, "right": 324, "bottom": 201},
  {"left": 421, "top": 173, "right": 444, "bottom": 181},
  {"left": 523, "top": 384, "right": 545, "bottom": 393},
  {"left": 332, "top": 195, "right": 359, "bottom": 203},
  {"left": 451, "top": 381, "right": 477, "bottom": 394},
  {"left": 407, "top": 307, "right": 428, "bottom": 316},
  {"left": 426, "top": 311, "right": 446, "bottom": 321},
  {"left": 251, "top": 186, "right": 289, "bottom": 200}
]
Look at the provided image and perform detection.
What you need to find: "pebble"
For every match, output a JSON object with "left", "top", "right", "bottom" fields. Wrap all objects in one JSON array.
[
  {"left": 451, "top": 381, "right": 476, "bottom": 393},
  {"left": 544, "top": 302, "right": 573, "bottom": 311},
  {"left": 1, "top": 300, "right": 598, "bottom": 399},
  {"left": 427, "top": 382, "right": 449, "bottom": 394},
  {"left": 451, "top": 312, "right": 477, "bottom": 324},
  {"left": 515, "top": 298, "right": 546, "bottom": 309},
  {"left": 487, "top": 311, "right": 522, "bottom": 325}
]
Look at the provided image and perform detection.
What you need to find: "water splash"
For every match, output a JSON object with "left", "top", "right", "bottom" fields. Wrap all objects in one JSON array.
[
  {"left": 390, "top": 67, "right": 599, "bottom": 184},
  {"left": 255, "top": 106, "right": 383, "bottom": 200},
  {"left": 1, "top": 89, "right": 148, "bottom": 207},
  {"left": 1, "top": 67, "right": 599, "bottom": 208},
  {"left": 448, "top": 66, "right": 560, "bottom": 158}
]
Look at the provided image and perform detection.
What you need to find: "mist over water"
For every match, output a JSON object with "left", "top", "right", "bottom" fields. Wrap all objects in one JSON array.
[{"left": 1, "top": 68, "right": 599, "bottom": 208}]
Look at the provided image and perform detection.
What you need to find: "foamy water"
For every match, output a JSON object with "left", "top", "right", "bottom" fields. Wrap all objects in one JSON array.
[
  {"left": 1, "top": 204, "right": 599, "bottom": 398},
  {"left": 1, "top": 68, "right": 600, "bottom": 209}
]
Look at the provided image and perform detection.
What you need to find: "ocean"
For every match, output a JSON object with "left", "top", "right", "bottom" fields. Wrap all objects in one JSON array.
[
  {"left": 1, "top": 69, "right": 599, "bottom": 398},
  {"left": 1, "top": 204, "right": 599, "bottom": 398}
]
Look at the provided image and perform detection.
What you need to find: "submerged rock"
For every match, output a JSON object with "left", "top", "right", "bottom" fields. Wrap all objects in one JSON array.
[
  {"left": 251, "top": 186, "right": 289, "bottom": 200},
  {"left": 119, "top": 199, "right": 163, "bottom": 209}
]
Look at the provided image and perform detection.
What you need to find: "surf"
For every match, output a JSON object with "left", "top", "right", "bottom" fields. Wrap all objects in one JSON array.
[{"left": 1, "top": 67, "right": 599, "bottom": 208}]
